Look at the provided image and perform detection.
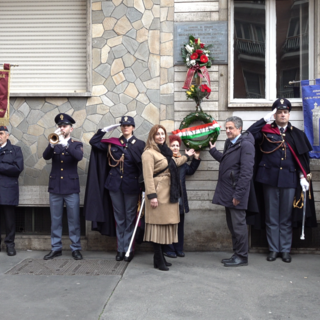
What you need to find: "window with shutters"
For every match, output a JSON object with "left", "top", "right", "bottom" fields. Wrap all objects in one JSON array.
[
  {"left": 229, "top": 0, "right": 315, "bottom": 107},
  {"left": 0, "top": 0, "right": 91, "bottom": 97}
]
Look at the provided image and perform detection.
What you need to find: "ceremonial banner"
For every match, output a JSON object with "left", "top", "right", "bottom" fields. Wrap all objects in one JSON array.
[
  {"left": 301, "top": 78, "right": 320, "bottom": 158},
  {"left": 0, "top": 64, "right": 10, "bottom": 125}
]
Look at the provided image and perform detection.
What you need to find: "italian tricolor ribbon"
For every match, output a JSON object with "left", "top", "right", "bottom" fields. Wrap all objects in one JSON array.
[{"left": 172, "top": 121, "right": 220, "bottom": 139}]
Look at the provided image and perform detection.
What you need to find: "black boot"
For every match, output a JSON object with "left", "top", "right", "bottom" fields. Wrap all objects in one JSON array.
[{"left": 153, "top": 243, "right": 169, "bottom": 271}]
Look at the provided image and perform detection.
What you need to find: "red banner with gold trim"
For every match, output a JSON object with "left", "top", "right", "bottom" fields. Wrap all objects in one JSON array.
[{"left": 0, "top": 64, "right": 10, "bottom": 124}]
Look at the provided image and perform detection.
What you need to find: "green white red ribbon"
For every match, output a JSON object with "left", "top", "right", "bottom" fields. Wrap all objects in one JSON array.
[{"left": 172, "top": 121, "right": 220, "bottom": 139}]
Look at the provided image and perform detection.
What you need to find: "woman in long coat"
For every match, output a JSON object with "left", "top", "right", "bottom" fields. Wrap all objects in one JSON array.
[{"left": 142, "top": 125, "right": 194, "bottom": 271}]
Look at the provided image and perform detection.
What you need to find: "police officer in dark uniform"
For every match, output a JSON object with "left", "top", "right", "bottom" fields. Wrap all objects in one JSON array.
[
  {"left": 89, "top": 116, "right": 145, "bottom": 262},
  {"left": 43, "top": 113, "right": 83, "bottom": 260},
  {"left": 0, "top": 126, "right": 24, "bottom": 256},
  {"left": 248, "top": 99, "right": 312, "bottom": 263}
]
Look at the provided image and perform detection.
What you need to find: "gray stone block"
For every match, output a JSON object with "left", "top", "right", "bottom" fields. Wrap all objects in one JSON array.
[
  {"left": 127, "top": 99, "right": 137, "bottom": 111},
  {"left": 93, "top": 37, "right": 107, "bottom": 49},
  {"left": 113, "top": 81, "right": 129, "bottom": 94},
  {"left": 133, "top": 114, "right": 144, "bottom": 129},
  {"left": 135, "top": 78, "right": 147, "bottom": 93},
  {"left": 160, "top": 94, "right": 174, "bottom": 104},
  {"left": 167, "top": 67, "right": 174, "bottom": 83},
  {"left": 127, "top": 7, "right": 143, "bottom": 23},
  {"left": 72, "top": 128, "right": 82, "bottom": 140},
  {"left": 99, "top": 112, "right": 115, "bottom": 128},
  {"left": 22, "top": 134, "right": 38, "bottom": 145},
  {"left": 11, "top": 127, "right": 23, "bottom": 140},
  {"left": 24, "top": 154, "right": 38, "bottom": 168},
  {"left": 19, "top": 102, "right": 30, "bottom": 118},
  {"left": 92, "top": 11, "right": 105, "bottom": 23},
  {"left": 126, "top": 28, "right": 137, "bottom": 39},
  {"left": 140, "top": 70, "right": 151, "bottom": 82},
  {"left": 106, "top": 92, "right": 120, "bottom": 104},
  {"left": 17, "top": 120, "right": 29, "bottom": 133},
  {"left": 104, "top": 76, "right": 116, "bottom": 91},
  {"left": 146, "top": 90, "right": 160, "bottom": 104},
  {"left": 37, "top": 135, "right": 48, "bottom": 159},
  {"left": 106, "top": 49, "right": 115, "bottom": 65},
  {"left": 150, "top": 18, "right": 160, "bottom": 30},
  {"left": 161, "top": 21, "right": 173, "bottom": 33},
  {"left": 42, "top": 103, "right": 57, "bottom": 113},
  {"left": 83, "top": 119, "right": 97, "bottom": 132},
  {"left": 95, "top": 64, "right": 111, "bottom": 78},
  {"left": 112, "top": 44, "right": 127, "bottom": 58},
  {"left": 122, "top": 36, "right": 139, "bottom": 55},
  {"left": 38, "top": 169, "right": 50, "bottom": 186},
  {"left": 103, "top": 31, "right": 117, "bottom": 39},
  {"left": 132, "top": 60, "right": 148, "bottom": 78},
  {"left": 93, "top": 71, "right": 106, "bottom": 86},
  {"left": 123, "top": 53, "right": 136, "bottom": 67},
  {"left": 110, "top": 103, "right": 128, "bottom": 118},
  {"left": 102, "top": 1, "right": 115, "bottom": 17},
  {"left": 111, "top": 4, "right": 127, "bottom": 19},
  {"left": 58, "top": 101, "right": 72, "bottom": 113},
  {"left": 119, "top": 93, "right": 133, "bottom": 105},
  {"left": 27, "top": 110, "right": 45, "bottom": 125},
  {"left": 152, "top": 0, "right": 160, "bottom": 4},
  {"left": 123, "top": 68, "right": 136, "bottom": 82},
  {"left": 86, "top": 105, "right": 97, "bottom": 116},
  {"left": 135, "top": 42, "right": 149, "bottom": 62},
  {"left": 166, "top": 104, "right": 174, "bottom": 120},
  {"left": 136, "top": 101, "right": 146, "bottom": 115},
  {"left": 26, "top": 98, "right": 45, "bottom": 110},
  {"left": 69, "top": 98, "right": 87, "bottom": 111},
  {"left": 134, "top": 120, "right": 153, "bottom": 141}
]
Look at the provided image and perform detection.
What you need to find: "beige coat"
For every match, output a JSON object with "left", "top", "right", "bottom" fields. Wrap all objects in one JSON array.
[{"left": 142, "top": 148, "right": 188, "bottom": 225}]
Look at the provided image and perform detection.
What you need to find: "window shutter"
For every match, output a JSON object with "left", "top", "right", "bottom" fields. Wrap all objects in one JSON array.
[{"left": 0, "top": 0, "right": 88, "bottom": 95}]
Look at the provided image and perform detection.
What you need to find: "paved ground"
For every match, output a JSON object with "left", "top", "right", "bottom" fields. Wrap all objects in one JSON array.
[{"left": 0, "top": 250, "right": 319, "bottom": 320}]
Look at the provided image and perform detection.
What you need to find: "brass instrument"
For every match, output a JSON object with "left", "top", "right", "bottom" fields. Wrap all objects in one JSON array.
[{"left": 48, "top": 131, "right": 63, "bottom": 145}]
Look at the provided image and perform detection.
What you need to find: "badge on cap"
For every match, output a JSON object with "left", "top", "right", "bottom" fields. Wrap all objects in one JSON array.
[
  {"left": 280, "top": 99, "right": 284, "bottom": 105},
  {"left": 60, "top": 114, "right": 64, "bottom": 120},
  {"left": 124, "top": 116, "right": 128, "bottom": 122}
]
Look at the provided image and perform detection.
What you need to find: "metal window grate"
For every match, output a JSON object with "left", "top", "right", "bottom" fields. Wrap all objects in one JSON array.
[{"left": 0, "top": 207, "right": 85, "bottom": 236}]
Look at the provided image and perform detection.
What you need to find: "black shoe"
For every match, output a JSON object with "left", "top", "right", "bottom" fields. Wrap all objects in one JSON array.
[
  {"left": 281, "top": 252, "right": 292, "bottom": 263},
  {"left": 224, "top": 256, "right": 248, "bottom": 267},
  {"left": 163, "top": 251, "right": 177, "bottom": 258},
  {"left": 267, "top": 251, "right": 280, "bottom": 262},
  {"left": 221, "top": 255, "right": 236, "bottom": 264},
  {"left": 176, "top": 251, "right": 185, "bottom": 258},
  {"left": 116, "top": 252, "right": 125, "bottom": 261},
  {"left": 72, "top": 250, "right": 83, "bottom": 260},
  {"left": 153, "top": 243, "right": 169, "bottom": 271},
  {"left": 163, "top": 255, "right": 172, "bottom": 267},
  {"left": 124, "top": 252, "right": 134, "bottom": 262},
  {"left": 44, "top": 250, "right": 62, "bottom": 260},
  {"left": 6, "top": 247, "right": 16, "bottom": 256}
]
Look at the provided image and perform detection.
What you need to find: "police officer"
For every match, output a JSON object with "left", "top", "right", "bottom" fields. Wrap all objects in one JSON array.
[
  {"left": 0, "top": 126, "right": 24, "bottom": 256},
  {"left": 43, "top": 114, "right": 83, "bottom": 260},
  {"left": 88, "top": 116, "right": 145, "bottom": 262},
  {"left": 248, "top": 99, "right": 313, "bottom": 263}
]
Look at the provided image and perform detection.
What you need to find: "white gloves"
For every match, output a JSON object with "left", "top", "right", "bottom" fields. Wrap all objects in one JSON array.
[
  {"left": 264, "top": 109, "right": 277, "bottom": 122},
  {"left": 56, "top": 128, "right": 68, "bottom": 147},
  {"left": 300, "top": 178, "right": 309, "bottom": 192},
  {"left": 102, "top": 124, "right": 120, "bottom": 133}
]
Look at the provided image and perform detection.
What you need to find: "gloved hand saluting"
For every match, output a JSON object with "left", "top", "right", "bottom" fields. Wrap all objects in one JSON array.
[
  {"left": 264, "top": 108, "right": 277, "bottom": 122},
  {"left": 300, "top": 177, "right": 309, "bottom": 192},
  {"left": 102, "top": 124, "right": 121, "bottom": 133}
]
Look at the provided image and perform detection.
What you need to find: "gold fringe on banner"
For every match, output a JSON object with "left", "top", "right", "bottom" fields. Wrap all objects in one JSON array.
[{"left": 0, "top": 64, "right": 11, "bottom": 126}]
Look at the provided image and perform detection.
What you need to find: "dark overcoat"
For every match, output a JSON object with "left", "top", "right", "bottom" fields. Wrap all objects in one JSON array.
[
  {"left": 43, "top": 139, "right": 83, "bottom": 194},
  {"left": 0, "top": 140, "right": 24, "bottom": 206},
  {"left": 209, "top": 131, "right": 255, "bottom": 210},
  {"left": 179, "top": 158, "right": 201, "bottom": 214}
]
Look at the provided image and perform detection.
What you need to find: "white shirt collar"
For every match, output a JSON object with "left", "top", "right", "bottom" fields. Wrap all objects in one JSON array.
[{"left": 0, "top": 141, "right": 7, "bottom": 148}]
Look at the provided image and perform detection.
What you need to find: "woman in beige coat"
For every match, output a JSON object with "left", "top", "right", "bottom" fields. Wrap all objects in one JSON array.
[{"left": 142, "top": 124, "right": 194, "bottom": 271}]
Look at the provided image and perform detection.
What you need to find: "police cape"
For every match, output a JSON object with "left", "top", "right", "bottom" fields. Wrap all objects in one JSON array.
[{"left": 247, "top": 120, "right": 318, "bottom": 230}]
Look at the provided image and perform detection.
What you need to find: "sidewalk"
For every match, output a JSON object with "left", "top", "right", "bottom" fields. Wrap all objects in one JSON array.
[{"left": 0, "top": 250, "right": 319, "bottom": 320}]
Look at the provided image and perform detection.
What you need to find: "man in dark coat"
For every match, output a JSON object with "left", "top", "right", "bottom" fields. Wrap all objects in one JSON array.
[
  {"left": 43, "top": 113, "right": 83, "bottom": 261},
  {"left": 209, "top": 116, "right": 255, "bottom": 267},
  {"left": 84, "top": 116, "right": 145, "bottom": 262},
  {"left": 247, "top": 98, "right": 316, "bottom": 263},
  {"left": 0, "top": 126, "right": 24, "bottom": 256}
]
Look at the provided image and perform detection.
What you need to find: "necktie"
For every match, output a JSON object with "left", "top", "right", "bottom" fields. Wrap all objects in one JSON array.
[{"left": 280, "top": 127, "right": 284, "bottom": 134}]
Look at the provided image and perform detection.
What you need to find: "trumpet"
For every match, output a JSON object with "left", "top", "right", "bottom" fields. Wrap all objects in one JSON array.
[{"left": 48, "top": 130, "right": 63, "bottom": 145}]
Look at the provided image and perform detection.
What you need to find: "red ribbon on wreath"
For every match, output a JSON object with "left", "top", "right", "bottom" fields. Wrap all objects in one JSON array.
[{"left": 182, "top": 65, "right": 211, "bottom": 95}]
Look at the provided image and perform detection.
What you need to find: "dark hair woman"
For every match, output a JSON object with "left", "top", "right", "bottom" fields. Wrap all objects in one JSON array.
[
  {"left": 142, "top": 125, "right": 195, "bottom": 271},
  {"left": 163, "top": 135, "right": 201, "bottom": 258}
]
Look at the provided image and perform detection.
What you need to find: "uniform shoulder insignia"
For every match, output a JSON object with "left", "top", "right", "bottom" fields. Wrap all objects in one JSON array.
[
  {"left": 120, "top": 139, "right": 124, "bottom": 145},
  {"left": 131, "top": 139, "right": 136, "bottom": 144},
  {"left": 71, "top": 139, "right": 74, "bottom": 143}
]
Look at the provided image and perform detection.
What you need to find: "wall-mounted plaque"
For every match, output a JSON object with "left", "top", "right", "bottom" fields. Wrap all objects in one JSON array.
[{"left": 174, "top": 21, "right": 228, "bottom": 65}]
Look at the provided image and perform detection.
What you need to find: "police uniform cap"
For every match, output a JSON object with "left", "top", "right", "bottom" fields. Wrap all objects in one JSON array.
[
  {"left": 0, "top": 126, "right": 8, "bottom": 132},
  {"left": 55, "top": 113, "right": 76, "bottom": 126},
  {"left": 119, "top": 116, "right": 135, "bottom": 127},
  {"left": 272, "top": 98, "right": 291, "bottom": 112}
]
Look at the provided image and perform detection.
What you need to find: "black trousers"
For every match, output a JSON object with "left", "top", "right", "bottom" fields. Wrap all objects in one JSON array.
[
  {"left": 0, "top": 205, "right": 16, "bottom": 248},
  {"left": 225, "top": 207, "right": 248, "bottom": 259}
]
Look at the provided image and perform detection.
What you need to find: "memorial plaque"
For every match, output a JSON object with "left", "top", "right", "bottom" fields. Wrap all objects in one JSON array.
[{"left": 174, "top": 22, "right": 228, "bottom": 65}]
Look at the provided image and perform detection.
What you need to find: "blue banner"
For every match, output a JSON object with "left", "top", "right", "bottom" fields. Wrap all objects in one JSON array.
[{"left": 301, "top": 79, "right": 320, "bottom": 159}]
